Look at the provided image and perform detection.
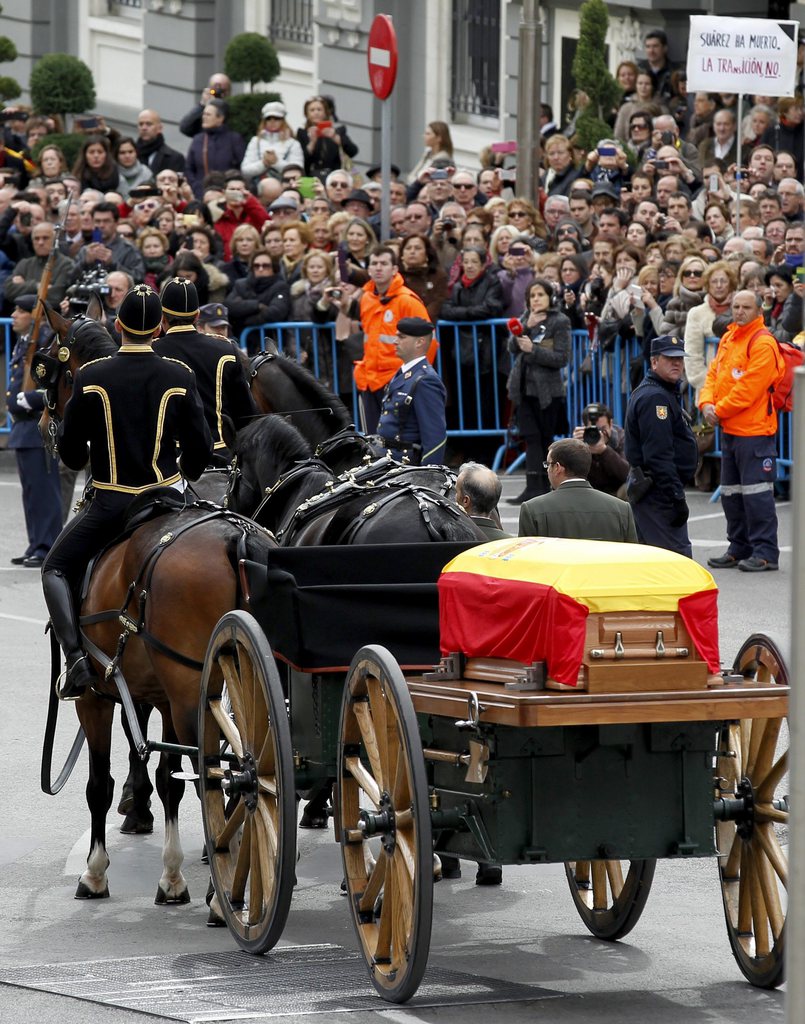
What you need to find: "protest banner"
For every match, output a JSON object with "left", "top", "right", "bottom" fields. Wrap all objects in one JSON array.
[{"left": 686, "top": 15, "right": 798, "bottom": 96}]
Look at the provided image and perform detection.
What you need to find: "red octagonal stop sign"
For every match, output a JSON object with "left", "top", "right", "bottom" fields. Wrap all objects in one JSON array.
[{"left": 367, "top": 14, "right": 398, "bottom": 100}]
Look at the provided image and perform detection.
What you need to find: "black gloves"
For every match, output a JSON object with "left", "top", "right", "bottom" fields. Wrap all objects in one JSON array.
[{"left": 670, "top": 497, "right": 689, "bottom": 529}]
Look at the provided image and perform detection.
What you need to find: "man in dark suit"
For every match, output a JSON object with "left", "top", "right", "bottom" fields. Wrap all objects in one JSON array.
[
  {"left": 519, "top": 438, "right": 637, "bottom": 542},
  {"left": 455, "top": 462, "right": 510, "bottom": 539}
]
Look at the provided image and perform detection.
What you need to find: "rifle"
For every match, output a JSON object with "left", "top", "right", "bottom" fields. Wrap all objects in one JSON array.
[{"left": 21, "top": 195, "right": 71, "bottom": 393}]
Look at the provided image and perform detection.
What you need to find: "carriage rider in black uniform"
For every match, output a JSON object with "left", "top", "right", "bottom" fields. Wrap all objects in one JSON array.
[
  {"left": 42, "top": 285, "right": 213, "bottom": 700},
  {"left": 376, "top": 317, "right": 447, "bottom": 465},
  {"left": 153, "top": 278, "right": 257, "bottom": 460}
]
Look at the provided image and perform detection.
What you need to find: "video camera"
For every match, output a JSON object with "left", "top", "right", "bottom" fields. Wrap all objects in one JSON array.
[{"left": 64, "top": 266, "right": 110, "bottom": 314}]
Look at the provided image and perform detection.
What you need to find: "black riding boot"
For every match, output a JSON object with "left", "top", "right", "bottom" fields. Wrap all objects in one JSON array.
[
  {"left": 506, "top": 472, "right": 543, "bottom": 505},
  {"left": 42, "top": 570, "right": 96, "bottom": 700}
]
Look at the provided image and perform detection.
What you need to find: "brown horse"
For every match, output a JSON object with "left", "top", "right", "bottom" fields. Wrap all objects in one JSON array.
[{"left": 37, "top": 303, "right": 277, "bottom": 906}]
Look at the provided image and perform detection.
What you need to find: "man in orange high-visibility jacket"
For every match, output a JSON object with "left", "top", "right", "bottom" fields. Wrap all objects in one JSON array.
[
  {"left": 353, "top": 245, "right": 432, "bottom": 433},
  {"left": 699, "top": 290, "right": 783, "bottom": 572}
]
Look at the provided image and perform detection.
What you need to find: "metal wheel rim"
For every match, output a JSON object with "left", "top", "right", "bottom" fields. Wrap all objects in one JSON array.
[
  {"left": 199, "top": 610, "right": 296, "bottom": 954},
  {"left": 717, "top": 633, "right": 788, "bottom": 989},
  {"left": 565, "top": 858, "right": 656, "bottom": 940},
  {"left": 338, "top": 645, "right": 433, "bottom": 1002}
]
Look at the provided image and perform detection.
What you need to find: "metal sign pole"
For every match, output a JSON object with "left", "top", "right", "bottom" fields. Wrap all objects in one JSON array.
[
  {"left": 787, "top": 367, "right": 805, "bottom": 1024},
  {"left": 381, "top": 98, "right": 391, "bottom": 242},
  {"left": 733, "top": 93, "right": 743, "bottom": 236}
]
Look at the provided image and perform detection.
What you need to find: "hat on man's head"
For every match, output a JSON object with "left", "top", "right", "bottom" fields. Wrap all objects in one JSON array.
[
  {"left": 14, "top": 294, "right": 37, "bottom": 313},
  {"left": 198, "top": 302, "right": 230, "bottom": 327},
  {"left": 397, "top": 317, "right": 434, "bottom": 338},
  {"left": 591, "top": 181, "right": 619, "bottom": 201},
  {"left": 650, "top": 334, "right": 686, "bottom": 358},
  {"left": 117, "top": 284, "right": 163, "bottom": 336},
  {"left": 261, "top": 101, "right": 287, "bottom": 120},
  {"left": 344, "top": 188, "right": 373, "bottom": 209},
  {"left": 161, "top": 277, "right": 199, "bottom": 318},
  {"left": 269, "top": 194, "right": 298, "bottom": 212},
  {"left": 366, "top": 163, "right": 401, "bottom": 180}
]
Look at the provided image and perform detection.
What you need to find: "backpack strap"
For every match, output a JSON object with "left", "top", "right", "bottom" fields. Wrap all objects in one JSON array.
[{"left": 745, "top": 325, "right": 781, "bottom": 417}]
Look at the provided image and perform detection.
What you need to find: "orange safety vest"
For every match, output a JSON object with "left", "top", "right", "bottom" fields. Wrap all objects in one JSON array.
[
  {"left": 353, "top": 272, "right": 435, "bottom": 392},
  {"left": 698, "top": 316, "right": 781, "bottom": 436}
]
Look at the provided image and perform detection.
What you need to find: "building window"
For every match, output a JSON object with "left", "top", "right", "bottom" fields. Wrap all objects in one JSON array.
[
  {"left": 107, "top": 0, "right": 142, "bottom": 10},
  {"left": 270, "top": 0, "right": 314, "bottom": 47},
  {"left": 450, "top": 0, "right": 500, "bottom": 120}
]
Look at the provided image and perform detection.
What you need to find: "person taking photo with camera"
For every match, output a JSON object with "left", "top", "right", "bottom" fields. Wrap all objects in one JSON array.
[{"left": 572, "top": 403, "right": 630, "bottom": 498}]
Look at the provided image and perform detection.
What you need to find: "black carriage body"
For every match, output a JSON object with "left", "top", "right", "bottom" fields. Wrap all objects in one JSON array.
[
  {"left": 242, "top": 543, "right": 719, "bottom": 862},
  {"left": 422, "top": 717, "right": 719, "bottom": 865},
  {"left": 242, "top": 542, "right": 478, "bottom": 794}
]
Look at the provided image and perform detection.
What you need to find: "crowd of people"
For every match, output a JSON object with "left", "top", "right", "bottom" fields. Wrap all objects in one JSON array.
[{"left": 0, "top": 29, "right": 802, "bottom": 572}]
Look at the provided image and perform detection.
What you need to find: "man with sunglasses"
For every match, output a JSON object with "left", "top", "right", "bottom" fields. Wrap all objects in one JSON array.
[{"left": 450, "top": 171, "right": 481, "bottom": 213}]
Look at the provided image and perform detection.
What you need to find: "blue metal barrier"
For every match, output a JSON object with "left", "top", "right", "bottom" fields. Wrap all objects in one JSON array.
[
  {"left": 237, "top": 318, "right": 794, "bottom": 478},
  {"left": 1, "top": 318, "right": 14, "bottom": 435},
  {"left": 240, "top": 320, "right": 360, "bottom": 425}
]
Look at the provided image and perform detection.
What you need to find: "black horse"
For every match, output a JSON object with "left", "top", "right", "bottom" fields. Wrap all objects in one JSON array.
[
  {"left": 228, "top": 416, "right": 484, "bottom": 545},
  {"left": 248, "top": 348, "right": 352, "bottom": 449}
]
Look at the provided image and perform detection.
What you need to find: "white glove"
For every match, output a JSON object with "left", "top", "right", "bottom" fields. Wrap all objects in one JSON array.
[{"left": 16, "top": 391, "right": 32, "bottom": 412}]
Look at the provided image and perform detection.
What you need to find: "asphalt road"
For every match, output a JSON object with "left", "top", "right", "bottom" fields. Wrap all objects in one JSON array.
[{"left": 0, "top": 451, "right": 791, "bottom": 1024}]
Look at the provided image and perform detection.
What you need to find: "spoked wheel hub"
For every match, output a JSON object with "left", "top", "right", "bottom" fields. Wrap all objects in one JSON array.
[
  {"left": 222, "top": 751, "right": 259, "bottom": 813},
  {"left": 357, "top": 792, "right": 397, "bottom": 855}
]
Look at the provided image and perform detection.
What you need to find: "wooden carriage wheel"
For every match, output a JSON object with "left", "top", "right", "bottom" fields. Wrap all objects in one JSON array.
[
  {"left": 717, "top": 633, "right": 789, "bottom": 989},
  {"left": 337, "top": 645, "right": 433, "bottom": 1003},
  {"left": 565, "top": 858, "right": 656, "bottom": 940},
  {"left": 199, "top": 611, "right": 296, "bottom": 955}
]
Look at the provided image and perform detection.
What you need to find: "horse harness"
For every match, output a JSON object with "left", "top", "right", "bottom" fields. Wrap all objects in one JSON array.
[
  {"left": 282, "top": 478, "right": 463, "bottom": 544},
  {"left": 78, "top": 501, "right": 268, "bottom": 686}
]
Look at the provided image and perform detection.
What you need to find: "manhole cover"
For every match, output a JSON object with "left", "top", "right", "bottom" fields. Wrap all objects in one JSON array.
[{"left": 0, "top": 943, "right": 559, "bottom": 1021}]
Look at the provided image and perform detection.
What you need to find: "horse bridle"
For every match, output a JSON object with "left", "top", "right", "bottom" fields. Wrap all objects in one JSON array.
[{"left": 33, "top": 315, "right": 100, "bottom": 416}]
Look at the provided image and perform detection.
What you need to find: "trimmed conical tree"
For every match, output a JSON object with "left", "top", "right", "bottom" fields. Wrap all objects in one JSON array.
[
  {"left": 224, "top": 33, "right": 280, "bottom": 92},
  {"left": 29, "top": 53, "right": 95, "bottom": 122},
  {"left": 570, "top": 0, "right": 621, "bottom": 152},
  {"left": 0, "top": 4, "right": 21, "bottom": 102}
]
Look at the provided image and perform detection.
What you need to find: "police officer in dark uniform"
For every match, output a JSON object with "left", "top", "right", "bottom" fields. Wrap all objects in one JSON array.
[
  {"left": 6, "top": 294, "right": 63, "bottom": 566},
  {"left": 42, "top": 285, "right": 212, "bottom": 700},
  {"left": 624, "top": 335, "right": 699, "bottom": 557},
  {"left": 153, "top": 279, "right": 257, "bottom": 459},
  {"left": 376, "top": 317, "right": 447, "bottom": 465}
]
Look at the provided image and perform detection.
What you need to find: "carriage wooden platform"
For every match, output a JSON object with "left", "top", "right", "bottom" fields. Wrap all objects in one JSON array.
[{"left": 191, "top": 535, "right": 789, "bottom": 1002}]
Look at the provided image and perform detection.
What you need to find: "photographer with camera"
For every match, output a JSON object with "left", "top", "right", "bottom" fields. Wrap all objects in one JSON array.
[
  {"left": 73, "top": 201, "right": 145, "bottom": 282},
  {"left": 572, "top": 403, "right": 630, "bottom": 498}
]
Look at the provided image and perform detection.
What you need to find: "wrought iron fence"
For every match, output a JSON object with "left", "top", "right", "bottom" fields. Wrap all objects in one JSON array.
[
  {"left": 450, "top": 0, "right": 500, "bottom": 119},
  {"left": 269, "top": 0, "right": 313, "bottom": 46}
]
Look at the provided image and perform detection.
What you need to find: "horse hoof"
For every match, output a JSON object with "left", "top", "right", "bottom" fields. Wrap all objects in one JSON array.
[
  {"left": 299, "top": 812, "right": 328, "bottom": 829},
  {"left": 155, "top": 885, "right": 191, "bottom": 905},
  {"left": 75, "top": 880, "right": 110, "bottom": 900},
  {"left": 207, "top": 905, "right": 226, "bottom": 927},
  {"left": 120, "top": 815, "right": 154, "bottom": 835}
]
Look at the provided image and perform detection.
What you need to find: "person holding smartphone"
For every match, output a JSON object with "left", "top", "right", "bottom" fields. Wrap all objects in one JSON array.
[
  {"left": 241, "top": 102, "right": 305, "bottom": 187},
  {"left": 296, "top": 95, "right": 358, "bottom": 179}
]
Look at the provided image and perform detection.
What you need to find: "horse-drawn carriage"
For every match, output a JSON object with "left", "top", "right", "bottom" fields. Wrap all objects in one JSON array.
[
  {"left": 36, "top": 303, "right": 789, "bottom": 1005},
  {"left": 190, "top": 535, "right": 788, "bottom": 1002}
]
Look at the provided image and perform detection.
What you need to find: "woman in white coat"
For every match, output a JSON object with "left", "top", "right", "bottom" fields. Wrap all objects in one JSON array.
[{"left": 241, "top": 101, "right": 305, "bottom": 186}]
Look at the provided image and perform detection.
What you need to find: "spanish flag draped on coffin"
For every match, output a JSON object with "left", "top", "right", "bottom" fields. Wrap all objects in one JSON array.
[{"left": 438, "top": 538, "right": 720, "bottom": 686}]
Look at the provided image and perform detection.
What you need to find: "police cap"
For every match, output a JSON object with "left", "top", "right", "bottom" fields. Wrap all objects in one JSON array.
[
  {"left": 198, "top": 302, "right": 230, "bottom": 327},
  {"left": 397, "top": 317, "right": 434, "bottom": 338},
  {"left": 650, "top": 334, "right": 686, "bottom": 358},
  {"left": 14, "top": 294, "right": 37, "bottom": 312},
  {"left": 117, "top": 284, "right": 162, "bottom": 336},
  {"left": 161, "top": 277, "right": 199, "bottom": 318}
]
